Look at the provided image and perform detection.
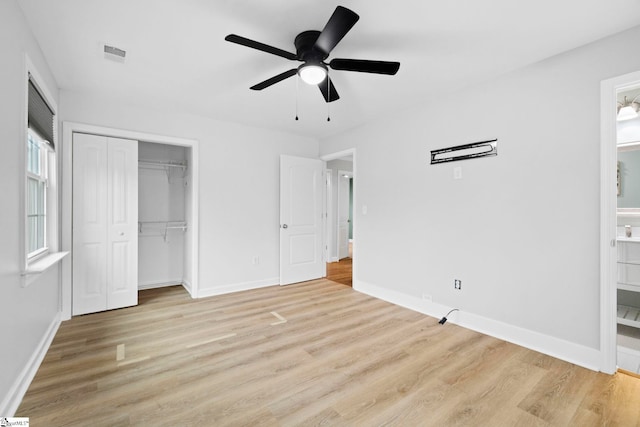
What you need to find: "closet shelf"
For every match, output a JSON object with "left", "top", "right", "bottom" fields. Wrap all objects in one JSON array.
[
  {"left": 139, "top": 159, "right": 187, "bottom": 183},
  {"left": 138, "top": 221, "right": 187, "bottom": 242},
  {"left": 618, "top": 304, "right": 640, "bottom": 328}
]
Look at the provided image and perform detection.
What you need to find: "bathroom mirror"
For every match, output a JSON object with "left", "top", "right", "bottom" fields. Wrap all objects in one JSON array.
[{"left": 618, "top": 141, "right": 640, "bottom": 215}]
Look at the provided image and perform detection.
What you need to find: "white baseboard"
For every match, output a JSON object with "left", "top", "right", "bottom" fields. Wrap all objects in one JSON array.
[
  {"left": 0, "top": 312, "right": 61, "bottom": 416},
  {"left": 197, "top": 277, "right": 279, "bottom": 299},
  {"left": 354, "top": 280, "right": 602, "bottom": 372},
  {"left": 182, "top": 279, "right": 192, "bottom": 296}
]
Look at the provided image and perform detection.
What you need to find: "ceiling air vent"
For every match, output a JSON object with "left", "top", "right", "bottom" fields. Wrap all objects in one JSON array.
[{"left": 103, "top": 44, "right": 126, "bottom": 62}]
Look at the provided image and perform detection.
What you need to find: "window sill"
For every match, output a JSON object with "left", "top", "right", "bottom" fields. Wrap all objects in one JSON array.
[{"left": 22, "top": 251, "right": 69, "bottom": 287}]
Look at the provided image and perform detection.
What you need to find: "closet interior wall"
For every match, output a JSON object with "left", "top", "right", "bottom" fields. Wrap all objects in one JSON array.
[{"left": 138, "top": 141, "right": 188, "bottom": 289}]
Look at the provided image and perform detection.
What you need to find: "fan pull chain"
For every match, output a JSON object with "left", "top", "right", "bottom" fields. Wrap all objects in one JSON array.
[
  {"left": 295, "top": 75, "right": 299, "bottom": 121},
  {"left": 327, "top": 72, "right": 331, "bottom": 122}
]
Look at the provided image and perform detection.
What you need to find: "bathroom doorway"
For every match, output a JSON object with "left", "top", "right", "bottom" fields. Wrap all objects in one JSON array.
[{"left": 600, "top": 70, "right": 640, "bottom": 374}]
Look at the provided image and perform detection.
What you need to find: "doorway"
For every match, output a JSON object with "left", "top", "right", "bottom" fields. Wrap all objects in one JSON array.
[
  {"left": 613, "top": 85, "right": 640, "bottom": 374},
  {"left": 322, "top": 150, "right": 355, "bottom": 287},
  {"left": 601, "top": 70, "right": 640, "bottom": 374}
]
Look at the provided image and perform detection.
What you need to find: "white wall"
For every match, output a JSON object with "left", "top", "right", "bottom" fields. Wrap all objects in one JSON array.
[
  {"left": 0, "top": 0, "right": 61, "bottom": 414},
  {"left": 320, "top": 25, "right": 640, "bottom": 368},
  {"left": 59, "top": 91, "right": 319, "bottom": 296}
]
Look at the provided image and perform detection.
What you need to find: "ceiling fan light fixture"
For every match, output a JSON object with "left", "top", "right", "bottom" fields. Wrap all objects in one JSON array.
[{"left": 298, "top": 62, "right": 327, "bottom": 85}]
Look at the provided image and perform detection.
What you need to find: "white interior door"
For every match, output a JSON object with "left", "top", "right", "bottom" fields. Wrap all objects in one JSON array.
[
  {"left": 73, "top": 133, "right": 138, "bottom": 315},
  {"left": 280, "top": 155, "right": 324, "bottom": 285},
  {"left": 337, "top": 171, "right": 350, "bottom": 260}
]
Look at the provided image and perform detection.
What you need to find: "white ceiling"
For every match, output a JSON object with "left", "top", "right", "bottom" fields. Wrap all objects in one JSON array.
[{"left": 18, "top": 0, "right": 640, "bottom": 140}]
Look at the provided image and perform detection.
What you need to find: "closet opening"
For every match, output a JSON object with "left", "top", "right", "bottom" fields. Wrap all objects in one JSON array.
[
  {"left": 61, "top": 122, "right": 199, "bottom": 320},
  {"left": 138, "top": 141, "right": 192, "bottom": 292}
]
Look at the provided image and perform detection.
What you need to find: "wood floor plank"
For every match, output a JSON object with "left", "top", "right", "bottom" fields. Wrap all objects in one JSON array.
[
  {"left": 517, "top": 362, "right": 597, "bottom": 425},
  {"left": 16, "top": 280, "right": 640, "bottom": 426}
]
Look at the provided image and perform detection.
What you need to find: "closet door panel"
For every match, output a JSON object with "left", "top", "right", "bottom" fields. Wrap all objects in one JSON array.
[
  {"left": 72, "top": 133, "right": 108, "bottom": 315},
  {"left": 73, "top": 134, "right": 138, "bottom": 315},
  {"left": 110, "top": 241, "right": 131, "bottom": 293},
  {"left": 107, "top": 138, "right": 138, "bottom": 310}
]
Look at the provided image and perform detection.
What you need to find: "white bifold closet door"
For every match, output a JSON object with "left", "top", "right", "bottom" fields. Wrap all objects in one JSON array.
[{"left": 73, "top": 133, "right": 138, "bottom": 315}]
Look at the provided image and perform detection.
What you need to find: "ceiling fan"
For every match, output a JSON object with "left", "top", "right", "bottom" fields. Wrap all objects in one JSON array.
[{"left": 225, "top": 5, "right": 400, "bottom": 103}]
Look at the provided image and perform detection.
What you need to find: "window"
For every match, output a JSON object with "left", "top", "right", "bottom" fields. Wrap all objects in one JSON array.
[
  {"left": 27, "top": 129, "right": 50, "bottom": 257},
  {"left": 26, "top": 75, "right": 57, "bottom": 263}
]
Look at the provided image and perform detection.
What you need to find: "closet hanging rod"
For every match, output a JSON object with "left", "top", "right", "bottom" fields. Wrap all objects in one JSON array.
[
  {"left": 138, "top": 160, "right": 187, "bottom": 169},
  {"left": 139, "top": 220, "right": 187, "bottom": 224},
  {"left": 138, "top": 221, "right": 187, "bottom": 233}
]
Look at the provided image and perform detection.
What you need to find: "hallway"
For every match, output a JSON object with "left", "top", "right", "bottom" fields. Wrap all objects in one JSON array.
[{"left": 326, "top": 242, "right": 352, "bottom": 287}]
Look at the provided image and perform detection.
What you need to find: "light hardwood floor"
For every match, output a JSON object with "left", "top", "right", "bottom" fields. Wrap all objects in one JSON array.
[
  {"left": 18, "top": 280, "right": 640, "bottom": 426},
  {"left": 327, "top": 242, "right": 352, "bottom": 287},
  {"left": 326, "top": 257, "right": 352, "bottom": 287}
]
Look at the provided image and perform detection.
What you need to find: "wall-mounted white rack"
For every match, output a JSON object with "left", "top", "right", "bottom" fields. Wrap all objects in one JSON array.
[
  {"left": 138, "top": 220, "right": 187, "bottom": 242},
  {"left": 139, "top": 159, "right": 187, "bottom": 182}
]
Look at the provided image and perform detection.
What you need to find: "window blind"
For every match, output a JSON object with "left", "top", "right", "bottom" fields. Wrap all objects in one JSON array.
[{"left": 28, "top": 78, "right": 55, "bottom": 149}]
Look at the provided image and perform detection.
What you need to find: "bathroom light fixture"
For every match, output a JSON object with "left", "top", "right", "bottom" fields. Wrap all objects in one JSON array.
[
  {"left": 617, "top": 95, "right": 640, "bottom": 121},
  {"left": 298, "top": 62, "right": 327, "bottom": 85}
]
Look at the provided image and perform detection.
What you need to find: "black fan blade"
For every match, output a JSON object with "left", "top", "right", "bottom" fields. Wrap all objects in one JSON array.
[
  {"left": 225, "top": 34, "right": 298, "bottom": 61},
  {"left": 318, "top": 76, "right": 340, "bottom": 103},
  {"left": 250, "top": 69, "right": 297, "bottom": 90},
  {"left": 314, "top": 6, "right": 359, "bottom": 56},
  {"left": 329, "top": 59, "right": 400, "bottom": 75}
]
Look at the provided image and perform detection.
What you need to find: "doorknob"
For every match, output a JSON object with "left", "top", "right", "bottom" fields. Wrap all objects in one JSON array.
[{"left": 282, "top": 224, "right": 288, "bottom": 229}]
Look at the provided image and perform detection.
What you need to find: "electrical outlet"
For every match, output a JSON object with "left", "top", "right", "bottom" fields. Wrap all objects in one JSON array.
[
  {"left": 252, "top": 256, "right": 260, "bottom": 265},
  {"left": 454, "top": 279, "right": 462, "bottom": 290},
  {"left": 453, "top": 166, "right": 463, "bottom": 180}
]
